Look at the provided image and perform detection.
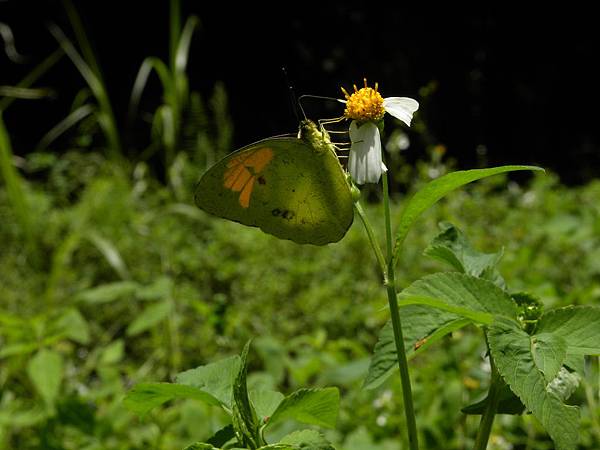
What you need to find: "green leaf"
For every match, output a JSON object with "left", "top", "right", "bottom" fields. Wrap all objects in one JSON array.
[
  {"left": 136, "top": 276, "right": 173, "bottom": 300},
  {"left": 176, "top": 355, "right": 241, "bottom": 408},
  {"left": 400, "top": 272, "right": 517, "bottom": 319},
  {"left": 126, "top": 300, "right": 172, "bottom": 336},
  {"left": 76, "top": 281, "right": 139, "bottom": 304},
  {"left": 123, "top": 382, "right": 222, "bottom": 416},
  {"left": 27, "top": 349, "right": 64, "bottom": 406},
  {"left": 564, "top": 353, "right": 585, "bottom": 375},
  {"left": 536, "top": 306, "right": 600, "bottom": 355},
  {"left": 206, "top": 424, "right": 236, "bottom": 448},
  {"left": 231, "top": 341, "right": 260, "bottom": 449},
  {"left": 267, "top": 388, "right": 339, "bottom": 429},
  {"left": 277, "top": 429, "right": 335, "bottom": 450},
  {"left": 488, "top": 317, "right": 580, "bottom": 450},
  {"left": 55, "top": 308, "right": 90, "bottom": 344},
  {"left": 86, "top": 231, "right": 130, "bottom": 279},
  {"left": 548, "top": 367, "right": 581, "bottom": 402},
  {"left": 462, "top": 382, "right": 525, "bottom": 415},
  {"left": 365, "top": 273, "right": 516, "bottom": 390},
  {"left": 364, "top": 306, "right": 468, "bottom": 389},
  {"left": 0, "top": 341, "right": 40, "bottom": 359},
  {"left": 249, "top": 389, "right": 284, "bottom": 420},
  {"left": 99, "top": 339, "right": 124, "bottom": 365},
  {"left": 182, "top": 443, "right": 220, "bottom": 450},
  {"left": 424, "top": 222, "right": 505, "bottom": 288},
  {"left": 392, "top": 165, "right": 543, "bottom": 267},
  {"left": 531, "top": 333, "right": 567, "bottom": 383},
  {"left": 397, "top": 295, "right": 494, "bottom": 324}
]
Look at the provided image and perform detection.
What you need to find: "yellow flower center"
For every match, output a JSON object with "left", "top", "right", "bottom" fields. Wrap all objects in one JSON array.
[{"left": 341, "top": 79, "right": 385, "bottom": 122}]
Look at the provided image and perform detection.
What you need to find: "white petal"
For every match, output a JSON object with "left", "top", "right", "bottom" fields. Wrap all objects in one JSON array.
[
  {"left": 383, "top": 97, "right": 419, "bottom": 126},
  {"left": 348, "top": 121, "right": 384, "bottom": 184}
]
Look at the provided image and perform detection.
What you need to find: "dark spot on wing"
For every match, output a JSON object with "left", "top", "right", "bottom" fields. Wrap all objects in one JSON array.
[
  {"left": 272, "top": 208, "right": 295, "bottom": 220},
  {"left": 258, "top": 176, "right": 266, "bottom": 185}
]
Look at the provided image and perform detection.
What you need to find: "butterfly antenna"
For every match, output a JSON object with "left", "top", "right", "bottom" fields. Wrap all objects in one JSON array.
[
  {"left": 298, "top": 94, "right": 345, "bottom": 117},
  {"left": 282, "top": 67, "right": 305, "bottom": 122}
]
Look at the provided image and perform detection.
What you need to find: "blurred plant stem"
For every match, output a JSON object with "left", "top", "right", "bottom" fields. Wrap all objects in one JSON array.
[
  {"left": 354, "top": 170, "right": 420, "bottom": 450},
  {"left": 0, "top": 114, "right": 36, "bottom": 258},
  {"left": 0, "top": 48, "right": 63, "bottom": 262}
]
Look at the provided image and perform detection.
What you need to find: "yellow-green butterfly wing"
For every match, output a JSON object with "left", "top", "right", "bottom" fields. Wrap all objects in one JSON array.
[{"left": 194, "top": 120, "right": 353, "bottom": 245}]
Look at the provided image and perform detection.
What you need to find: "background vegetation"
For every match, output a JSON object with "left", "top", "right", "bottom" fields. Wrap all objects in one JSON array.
[{"left": 1, "top": 2, "right": 599, "bottom": 449}]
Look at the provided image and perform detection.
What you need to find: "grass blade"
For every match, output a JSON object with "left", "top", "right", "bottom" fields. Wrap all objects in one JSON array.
[
  {"left": 48, "top": 23, "right": 122, "bottom": 159},
  {"left": 0, "top": 48, "right": 63, "bottom": 112},
  {"left": 36, "top": 104, "right": 96, "bottom": 151},
  {"left": 175, "top": 16, "right": 200, "bottom": 74},
  {"left": 128, "top": 57, "right": 174, "bottom": 122}
]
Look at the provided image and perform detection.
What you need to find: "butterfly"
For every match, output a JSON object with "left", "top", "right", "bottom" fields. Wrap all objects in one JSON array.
[{"left": 194, "top": 120, "right": 354, "bottom": 245}]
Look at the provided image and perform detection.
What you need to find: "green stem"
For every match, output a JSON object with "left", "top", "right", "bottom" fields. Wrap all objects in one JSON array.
[
  {"left": 353, "top": 200, "right": 387, "bottom": 282},
  {"left": 381, "top": 171, "right": 419, "bottom": 450},
  {"left": 474, "top": 354, "right": 502, "bottom": 450}
]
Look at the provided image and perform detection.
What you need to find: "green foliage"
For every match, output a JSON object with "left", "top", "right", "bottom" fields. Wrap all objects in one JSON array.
[
  {"left": 391, "top": 165, "right": 544, "bottom": 267},
  {"left": 125, "top": 342, "right": 339, "bottom": 449},
  {"left": 365, "top": 218, "right": 600, "bottom": 449},
  {"left": 1, "top": 12, "right": 600, "bottom": 447},
  {"left": 488, "top": 318, "right": 580, "bottom": 450}
]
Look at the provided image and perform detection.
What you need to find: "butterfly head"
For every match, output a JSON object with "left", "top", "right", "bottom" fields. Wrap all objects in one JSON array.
[{"left": 298, "top": 120, "right": 336, "bottom": 155}]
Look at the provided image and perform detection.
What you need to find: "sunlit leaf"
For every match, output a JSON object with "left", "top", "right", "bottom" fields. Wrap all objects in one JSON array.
[
  {"left": 27, "top": 349, "right": 63, "bottom": 406},
  {"left": 535, "top": 306, "right": 600, "bottom": 355},
  {"left": 488, "top": 317, "right": 579, "bottom": 450},
  {"left": 126, "top": 300, "right": 172, "bottom": 336},
  {"left": 267, "top": 388, "right": 339, "bottom": 430},
  {"left": 176, "top": 354, "right": 241, "bottom": 409},
  {"left": 392, "top": 165, "right": 543, "bottom": 267},
  {"left": 124, "top": 382, "right": 221, "bottom": 416}
]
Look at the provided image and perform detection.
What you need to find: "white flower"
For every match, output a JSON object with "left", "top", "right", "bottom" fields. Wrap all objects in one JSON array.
[{"left": 340, "top": 80, "right": 419, "bottom": 184}]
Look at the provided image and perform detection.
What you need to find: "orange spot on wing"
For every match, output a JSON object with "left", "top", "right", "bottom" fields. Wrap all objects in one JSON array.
[
  {"left": 238, "top": 177, "right": 255, "bottom": 208},
  {"left": 223, "top": 147, "right": 274, "bottom": 208}
]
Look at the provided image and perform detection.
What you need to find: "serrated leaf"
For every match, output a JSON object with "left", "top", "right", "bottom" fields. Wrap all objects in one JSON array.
[
  {"left": 27, "top": 349, "right": 63, "bottom": 406},
  {"left": 232, "top": 341, "right": 260, "bottom": 449},
  {"left": 399, "top": 272, "right": 517, "bottom": 320},
  {"left": 548, "top": 367, "right": 581, "bottom": 402},
  {"left": 126, "top": 300, "right": 172, "bottom": 336},
  {"left": 277, "top": 429, "right": 335, "bottom": 450},
  {"left": 364, "top": 306, "right": 468, "bottom": 389},
  {"left": 424, "top": 222, "right": 505, "bottom": 288},
  {"left": 77, "top": 281, "right": 139, "bottom": 304},
  {"left": 398, "top": 295, "right": 494, "bottom": 324},
  {"left": 123, "top": 382, "right": 222, "bottom": 416},
  {"left": 536, "top": 306, "right": 600, "bottom": 355},
  {"left": 250, "top": 389, "right": 284, "bottom": 420},
  {"left": 392, "top": 165, "right": 543, "bottom": 267},
  {"left": 488, "top": 317, "right": 580, "bottom": 450},
  {"left": 531, "top": 333, "right": 567, "bottom": 383},
  {"left": 365, "top": 273, "right": 515, "bottom": 390},
  {"left": 267, "top": 388, "right": 339, "bottom": 429},
  {"left": 176, "top": 355, "right": 240, "bottom": 408}
]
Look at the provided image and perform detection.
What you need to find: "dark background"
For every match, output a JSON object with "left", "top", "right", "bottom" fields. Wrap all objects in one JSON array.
[{"left": 2, "top": 2, "right": 599, "bottom": 184}]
